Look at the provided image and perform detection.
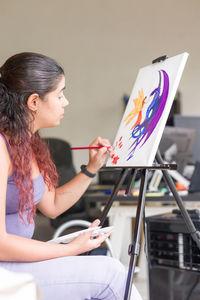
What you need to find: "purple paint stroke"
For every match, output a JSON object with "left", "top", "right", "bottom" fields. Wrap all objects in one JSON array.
[{"left": 127, "top": 70, "right": 169, "bottom": 160}]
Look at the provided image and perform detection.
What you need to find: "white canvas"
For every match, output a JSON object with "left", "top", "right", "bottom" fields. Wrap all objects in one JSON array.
[{"left": 106, "top": 52, "right": 189, "bottom": 167}]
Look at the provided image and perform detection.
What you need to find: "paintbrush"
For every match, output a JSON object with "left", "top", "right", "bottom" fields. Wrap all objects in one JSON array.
[{"left": 71, "top": 146, "right": 104, "bottom": 150}]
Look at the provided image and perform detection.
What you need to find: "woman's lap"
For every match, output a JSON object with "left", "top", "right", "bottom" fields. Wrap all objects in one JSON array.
[{"left": 0, "top": 256, "right": 127, "bottom": 300}]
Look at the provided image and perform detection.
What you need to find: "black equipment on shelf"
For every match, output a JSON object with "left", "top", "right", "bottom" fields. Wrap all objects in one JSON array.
[{"left": 145, "top": 209, "right": 200, "bottom": 300}]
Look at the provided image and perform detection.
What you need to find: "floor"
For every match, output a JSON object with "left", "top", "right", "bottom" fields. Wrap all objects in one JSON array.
[
  {"left": 134, "top": 277, "right": 148, "bottom": 300},
  {"left": 33, "top": 212, "right": 148, "bottom": 299}
]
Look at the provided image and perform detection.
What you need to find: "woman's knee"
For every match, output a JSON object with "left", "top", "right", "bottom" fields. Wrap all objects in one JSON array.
[
  {"left": 103, "top": 256, "right": 126, "bottom": 272},
  {"left": 99, "top": 256, "right": 126, "bottom": 285}
]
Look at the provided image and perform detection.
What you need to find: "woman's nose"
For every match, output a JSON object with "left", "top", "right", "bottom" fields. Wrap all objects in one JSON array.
[{"left": 63, "top": 96, "right": 69, "bottom": 107}]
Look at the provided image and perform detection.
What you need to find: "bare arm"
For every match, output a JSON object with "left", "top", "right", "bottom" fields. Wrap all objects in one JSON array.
[
  {"left": 37, "top": 170, "right": 93, "bottom": 219},
  {"left": 37, "top": 137, "right": 112, "bottom": 218},
  {"left": 0, "top": 220, "right": 111, "bottom": 262}
]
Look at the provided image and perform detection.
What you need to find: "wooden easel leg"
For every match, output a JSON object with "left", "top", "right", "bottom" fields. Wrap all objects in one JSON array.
[{"left": 124, "top": 168, "right": 149, "bottom": 300}]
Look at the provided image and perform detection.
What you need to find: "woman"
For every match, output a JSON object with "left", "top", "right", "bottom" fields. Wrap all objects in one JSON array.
[{"left": 0, "top": 52, "right": 142, "bottom": 300}]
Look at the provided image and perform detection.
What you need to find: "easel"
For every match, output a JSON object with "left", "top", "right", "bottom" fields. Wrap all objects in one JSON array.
[{"left": 99, "top": 56, "right": 200, "bottom": 300}]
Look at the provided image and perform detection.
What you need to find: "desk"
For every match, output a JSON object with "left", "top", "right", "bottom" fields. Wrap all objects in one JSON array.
[
  {"left": 84, "top": 190, "right": 200, "bottom": 279},
  {"left": 85, "top": 190, "right": 200, "bottom": 204}
]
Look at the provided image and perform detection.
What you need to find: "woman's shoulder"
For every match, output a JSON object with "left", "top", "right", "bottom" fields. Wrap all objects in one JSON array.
[
  {"left": 0, "top": 134, "right": 12, "bottom": 174},
  {"left": 0, "top": 133, "right": 10, "bottom": 153},
  {"left": 0, "top": 133, "right": 9, "bottom": 151}
]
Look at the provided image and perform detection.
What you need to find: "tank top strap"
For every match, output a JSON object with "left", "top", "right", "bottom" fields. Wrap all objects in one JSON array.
[{"left": 0, "top": 132, "right": 12, "bottom": 157}]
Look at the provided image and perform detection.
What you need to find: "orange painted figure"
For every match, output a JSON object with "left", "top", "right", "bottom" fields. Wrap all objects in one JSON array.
[{"left": 123, "top": 89, "right": 148, "bottom": 130}]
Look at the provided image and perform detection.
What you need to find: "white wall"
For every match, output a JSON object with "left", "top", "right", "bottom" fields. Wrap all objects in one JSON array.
[{"left": 0, "top": 0, "right": 200, "bottom": 170}]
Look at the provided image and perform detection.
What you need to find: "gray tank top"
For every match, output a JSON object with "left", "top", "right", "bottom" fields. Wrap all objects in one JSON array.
[{"left": 0, "top": 132, "right": 45, "bottom": 238}]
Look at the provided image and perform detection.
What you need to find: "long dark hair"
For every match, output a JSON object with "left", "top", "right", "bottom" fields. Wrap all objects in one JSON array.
[{"left": 0, "top": 52, "right": 64, "bottom": 223}]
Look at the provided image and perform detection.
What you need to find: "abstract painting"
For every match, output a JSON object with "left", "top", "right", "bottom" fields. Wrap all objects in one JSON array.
[{"left": 106, "top": 52, "right": 189, "bottom": 167}]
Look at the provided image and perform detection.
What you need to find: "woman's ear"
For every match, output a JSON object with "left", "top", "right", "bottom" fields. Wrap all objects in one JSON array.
[{"left": 27, "top": 93, "right": 40, "bottom": 113}]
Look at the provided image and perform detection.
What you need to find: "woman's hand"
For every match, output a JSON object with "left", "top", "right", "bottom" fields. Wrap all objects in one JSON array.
[
  {"left": 69, "top": 219, "right": 113, "bottom": 255},
  {"left": 86, "top": 137, "right": 113, "bottom": 174}
]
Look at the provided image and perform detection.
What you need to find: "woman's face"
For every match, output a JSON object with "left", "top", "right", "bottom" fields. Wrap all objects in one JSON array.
[{"left": 33, "top": 75, "right": 69, "bottom": 131}]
